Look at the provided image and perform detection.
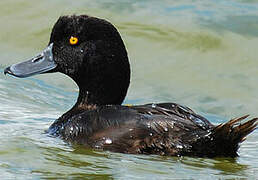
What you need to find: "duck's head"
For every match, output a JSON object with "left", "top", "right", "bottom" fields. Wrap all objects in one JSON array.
[{"left": 4, "top": 15, "right": 130, "bottom": 106}]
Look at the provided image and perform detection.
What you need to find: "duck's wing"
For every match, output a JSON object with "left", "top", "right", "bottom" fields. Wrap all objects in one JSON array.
[{"left": 131, "top": 103, "right": 214, "bottom": 130}]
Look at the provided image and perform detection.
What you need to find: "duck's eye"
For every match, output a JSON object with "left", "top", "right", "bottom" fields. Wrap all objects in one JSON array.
[{"left": 69, "top": 36, "right": 79, "bottom": 45}]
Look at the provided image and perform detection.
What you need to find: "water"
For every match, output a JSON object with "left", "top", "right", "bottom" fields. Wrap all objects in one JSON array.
[{"left": 0, "top": 0, "right": 258, "bottom": 179}]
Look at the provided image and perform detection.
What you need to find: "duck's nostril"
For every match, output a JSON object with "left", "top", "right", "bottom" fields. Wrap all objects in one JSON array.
[{"left": 31, "top": 54, "right": 43, "bottom": 63}]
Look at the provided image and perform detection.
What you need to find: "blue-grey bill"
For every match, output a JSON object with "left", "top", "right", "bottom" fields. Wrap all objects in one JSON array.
[{"left": 4, "top": 43, "right": 57, "bottom": 78}]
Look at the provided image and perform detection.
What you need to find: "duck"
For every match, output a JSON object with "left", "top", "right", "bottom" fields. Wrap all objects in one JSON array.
[{"left": 4, "top": 15, "right": 257, "bottom": 158}]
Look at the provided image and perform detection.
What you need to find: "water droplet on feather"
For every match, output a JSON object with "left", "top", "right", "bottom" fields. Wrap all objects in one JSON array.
[
  {"left": 105, "top": 138, "right": 112, "bottom": 144},
  {"left": 151, "top": 103, "right": 156, "bottom": 108},
  {"left": 176, "top": 145, "right": 183, "bottom": 149}
]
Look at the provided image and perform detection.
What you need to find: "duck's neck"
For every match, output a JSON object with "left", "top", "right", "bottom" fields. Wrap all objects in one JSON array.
[
  {"left": 59, "top": 89, "right": 98, "bottom": 122},
  {"left": 74, "top": 89, "right": 98, "bottom": 110},
  {"left": 74, "top": 83, "right": 126, "bottom": 108}
]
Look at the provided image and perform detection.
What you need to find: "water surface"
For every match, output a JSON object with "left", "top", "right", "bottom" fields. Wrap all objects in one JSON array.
[{"left": 0, "top": 0, "right": 258, "bottom": 179}]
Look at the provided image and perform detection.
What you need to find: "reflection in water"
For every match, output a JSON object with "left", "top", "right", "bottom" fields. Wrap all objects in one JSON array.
[
  {"left": 181, "top": 157, "right": 248, "bottom": 176},
  {"left": 213, "top": 158, "right": 247, "bottom": 176},
  {"left": 0, "top": 0, "right": 258, "bottom": 179},
  {"left": 33, "top": 147, "right": 112, "bottom": 179}
]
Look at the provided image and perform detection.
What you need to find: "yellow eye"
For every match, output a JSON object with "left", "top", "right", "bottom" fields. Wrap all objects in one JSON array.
[{"left": 69, "top": 36, "right": 78, "bottom": 45}]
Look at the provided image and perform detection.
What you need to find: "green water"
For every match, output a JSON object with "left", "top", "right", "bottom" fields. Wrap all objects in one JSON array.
[{"left": 0, "top": 0, "right": 258, "bottom": 179}]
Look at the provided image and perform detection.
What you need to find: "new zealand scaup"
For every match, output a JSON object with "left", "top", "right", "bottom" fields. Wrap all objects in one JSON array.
[{"left": 4, "top": 15, "right": 257, "bottom": 157}]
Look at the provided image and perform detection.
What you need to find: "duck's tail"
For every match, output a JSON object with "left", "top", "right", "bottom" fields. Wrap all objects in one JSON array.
[
  {"left": 212, "top": 115, "right": 257, "bottom": 157},
  {"left": 189, "top": 115, "right": 257, "bottom": 158}
]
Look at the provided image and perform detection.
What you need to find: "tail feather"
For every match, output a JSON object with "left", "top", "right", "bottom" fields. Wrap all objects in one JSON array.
[
  {"left": 214, "top": 115, "right": 257, "bottom": 143},
  {"left": 211, "top": 115, "right": 257, "bottom": 157},
  {"left": 188, "top": 115, "right": 257, "bottom": 158}
]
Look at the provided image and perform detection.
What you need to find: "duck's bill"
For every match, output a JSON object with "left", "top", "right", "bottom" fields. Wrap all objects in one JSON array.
[{"left": 4, "top": 43, "right": 57, "bottom": 78}]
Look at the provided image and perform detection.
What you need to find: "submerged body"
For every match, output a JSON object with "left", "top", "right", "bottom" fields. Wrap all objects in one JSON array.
[{"left": 4, "top": 15, "right": 257, "bottom": 158}]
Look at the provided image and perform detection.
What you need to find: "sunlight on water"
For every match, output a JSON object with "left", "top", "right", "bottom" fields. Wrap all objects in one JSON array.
[{"left": 0, "top": 0, "right": 258, "bottom": 179}]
